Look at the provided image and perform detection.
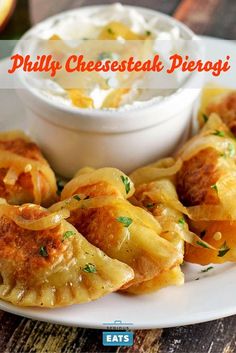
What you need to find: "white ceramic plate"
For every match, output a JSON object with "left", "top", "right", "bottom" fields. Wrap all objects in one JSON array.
[{"left": 0, "top": 36, "right": 236, "bottom": 329}]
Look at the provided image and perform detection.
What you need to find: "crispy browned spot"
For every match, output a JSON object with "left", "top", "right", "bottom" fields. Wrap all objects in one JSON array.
[
  {"left": 69, "top": 206, "right": 123, "bottom": 252},
  {"left": 206, "top": 92, "right": 236, "bottom": 135},
  {"left": 176, "top": 148, "right": 221, "bottom": 206},
  {"left": 0, "top": 138, "right": 44, "bottom": 162},
  {"left": 74, "top": 181, "right": 119, "bottom": 198},
  {"left": 69, "top": 206, "right": 167, "bottom": 287},
  {"left": 0, "top": 205, "right": 63, "bottom": 284},
  {"left": 0, "top": 138, "right": 43, "bottom": 161},
  {"left": 0, "top": 168, "right": 33, "bottom": 202}
]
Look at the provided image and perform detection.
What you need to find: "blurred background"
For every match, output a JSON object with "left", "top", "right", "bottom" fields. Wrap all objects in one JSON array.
[{"left": 0, "top": 0, "right": 235, "bottom": 40}]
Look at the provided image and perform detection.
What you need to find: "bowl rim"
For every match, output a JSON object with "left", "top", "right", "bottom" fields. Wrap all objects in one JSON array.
[{"left": 15, "top": 4, "right": 202, "bottom": 119}]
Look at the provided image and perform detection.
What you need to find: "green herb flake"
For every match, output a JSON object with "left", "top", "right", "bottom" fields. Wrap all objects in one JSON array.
[
  {"left": 178, "top": 217, "right": 185, "bottom": 227},
  {"left": 202, "top": 113, "right": 208, "bottom": 123},
  {"left": 97, "top": 51, "right": 112, "bottom": 61},
  {"left": 146, "top": 30, "right": 151, "bottom": 36},
  {"left": 195, "top": 277, "right": 200, "bottom": 281},
  {"left": 211, "top": 184, "right": 218, "bottom": 192},
  {"left": 120, "top": 175, "right": 131, "bottom": 194},
  {"left": 39, "top": 246, "right": 48, "bottom": 257},
  {"left": 146, "top": 203, "right": 155, "bottom": 209},
  {"left": 213, "top": 130, "right": 225, "bottom": 137},
  {"left": 73, "top": 195, "right": 81, "bottom": 201},
  {"left": 196, "top": 241, "right": 210, "bottom": 249},
  {"left": 218, "top": 241, "right": 230, "bottom": 257},
  {"left": 228, "top": 143, "right": 235, "bottom": 157},
  {"left": 201, "top": 266, "right": 214, "bottom": 273},
  {"left": 63, "top": 231, "right": 76, "bottom": 240},
  {"left": 107, "top": 28, "right": 114, "bottom": 35},
  {"left": 83, "top": 263, "right": 97, "bottom": 273},
  {"left": 116, "top": 216, "right": 133, "bottom": 227}
]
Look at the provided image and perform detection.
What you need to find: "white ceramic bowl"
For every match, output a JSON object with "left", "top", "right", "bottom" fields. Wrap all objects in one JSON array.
[{"left": 16, "top": 5, "right": 201, "bottom": 178}]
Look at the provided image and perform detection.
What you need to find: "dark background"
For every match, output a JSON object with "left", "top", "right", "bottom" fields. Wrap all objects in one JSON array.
[
  {"left": 1, "top": 1, "right": 236, "bottom": 352},
  {"left": 1, "top": 0, "right": 236, "bottom": 39}
]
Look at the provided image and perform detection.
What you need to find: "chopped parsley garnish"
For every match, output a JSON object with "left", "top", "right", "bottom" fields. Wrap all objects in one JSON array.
[
  {"left": 116, "top": 216, "right": 133, "bottom": 227},
  {"left": 107, "top": 28, "right": 114, "bottom": 35},
  {"left": 120, "top": 175, "right": 131, "bottom": 194},
  {"left": 146, "top": 203, "right": 155, "bottom": 209},
  {"left": 202, "top": 113, "right": 208, "bottom": 123},
  {"left": 200, "top": 230, "right": 206, "bottom": 238},
  {"left": 220, "top": 152, "right": 227, "bottom": 158},
  {"left": 83, "top": 263, "right": 97, "bottom": 273},
  {"left": 39, "top": 246, "right": 48, "bottom": 257},
  {"left": 73, "top": 195, "right": 81, "bottom": 201},
  {"left": 146, "top": 30, "right": 151, "bottom": 36},
  {"left": 201, "top": 266, "right": 214, "bottom": 273},
  {"left": 211, "top": 184, "right": 218, "bottom": 192},
  {"left": 218, "top": 241, "right": 230, "bottom": 257},
  {"left": 178, "top": 217, "right": 185, "bottom": 227},
  {"left": 196, "top": 241, "right": 210, "bottom": 249},
  {"left": 63, "top": 231, "right": 76, "bottom": 240},
  {"left": 213, "top": 130, "right": 225, "bottom": 137},
  {"left": 97, "top": 52, "right": 112, "bottom": 61}
]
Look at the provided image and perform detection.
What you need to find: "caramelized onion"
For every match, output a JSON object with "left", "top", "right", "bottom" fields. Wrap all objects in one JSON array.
[
  {"left": 186, "top": 205, "right": 232, "bottom": 221},
  {"left": 178, "top": 135, "right": 235, "bottom": 162},
  {"left": 50, "top": 196, "right": 162, "bottom": 234},
  {"left": 180, "top": 227, "right": 216, "bottom": 250},
  {"left": 62, "top": 168, "right": 134, "bottom": 200},
  {"left": 217, "top": 174, "right": 236, "bottom": 219},
  {"left": 12, "top": 208, "right": 70, "bottom": 230},
  {"left": 0, "top": 203, "right": 70, "bottom": 230},
  {"left": 129, "top": 159, "right": 182, "bottom": 186},
  {"left": 3, "top": 167, "right": 21, "bottom": 185}
]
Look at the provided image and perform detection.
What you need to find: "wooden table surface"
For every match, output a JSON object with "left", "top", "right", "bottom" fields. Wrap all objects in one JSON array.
[{"left": 1, "top": 1, "right": 236, "bottom": 352}]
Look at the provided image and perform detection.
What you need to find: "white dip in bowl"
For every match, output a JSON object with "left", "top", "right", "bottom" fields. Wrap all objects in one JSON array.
[{"left": 15, "top": 3, "right": 202, "bottom": 178}]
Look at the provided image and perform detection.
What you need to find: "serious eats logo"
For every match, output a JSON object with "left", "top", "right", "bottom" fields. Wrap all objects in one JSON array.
[{"left": 102, "top": 320, "right": 134, "bottom": 347}]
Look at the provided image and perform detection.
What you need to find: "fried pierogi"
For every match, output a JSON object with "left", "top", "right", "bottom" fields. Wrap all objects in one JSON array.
[
  {"left": 176, "top": 114, "right": 236, "bottom": 219},
  {"left": 0, "top": 130, "right": 57, "bottom": 206},
  {"left": 199, "top": 85, "right": 236, "bottom": 135},
  {"left": 50, "top": 196, "right": 181, "bottom": 289},
  {"left": 128, "top": 164, "right": 186, "bottom": 293},
  {"left": 0, "top": 202, "right": 133, "bottom": 307}
]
